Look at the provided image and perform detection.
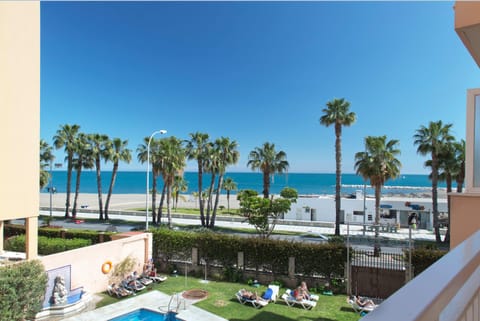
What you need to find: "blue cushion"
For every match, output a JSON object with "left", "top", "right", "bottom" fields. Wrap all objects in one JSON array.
[{"left": 262, "top": 288, "right": 273, "bottom": 300}]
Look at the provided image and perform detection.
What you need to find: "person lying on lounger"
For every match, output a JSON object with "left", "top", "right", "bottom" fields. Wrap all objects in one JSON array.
[
  {"left": 352, "top": 295, "right": 376, "bottom": 308},
  {"left": 240, "top": 289, "right": 266, "bottom": 301}
]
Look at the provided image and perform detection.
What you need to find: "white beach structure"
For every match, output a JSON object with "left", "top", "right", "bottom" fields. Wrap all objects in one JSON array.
[{"left": 284, "top": 191, "right": 448, "bottom": 230}]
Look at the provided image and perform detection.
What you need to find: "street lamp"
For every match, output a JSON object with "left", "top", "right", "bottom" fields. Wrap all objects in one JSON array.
[{"left": 146, "top": 129, "right": 167, "bottom": 230}]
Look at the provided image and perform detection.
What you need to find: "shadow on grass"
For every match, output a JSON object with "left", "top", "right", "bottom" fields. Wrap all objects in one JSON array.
[{"left": 229, "top": 310, "right": 338, "bottom": 321}]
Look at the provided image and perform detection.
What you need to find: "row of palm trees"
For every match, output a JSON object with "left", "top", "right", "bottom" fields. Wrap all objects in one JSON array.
[{"left": 321, "top": 98, "right": 464, "bottom": 244}]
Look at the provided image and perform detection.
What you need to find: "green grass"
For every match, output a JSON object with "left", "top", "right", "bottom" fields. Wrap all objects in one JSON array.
[{"left": 96, "top": 276, "right": 361, "bottom": 321}]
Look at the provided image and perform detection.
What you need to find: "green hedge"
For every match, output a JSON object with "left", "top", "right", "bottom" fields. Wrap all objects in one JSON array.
[
  {"left": 151, "top": 228, "right": 347, "bottom": 279},
  {"left": 4, "top": 224, "right": 113, "bottom": 243},
  {"left": 0, "top": 260, "right": 48, "bottom": 321},
  {"left": 412, "top": 248, "right": 447, "bottom": 276},
  {"left": 5, "top": 235, "right": 91, "bottom": 255}
]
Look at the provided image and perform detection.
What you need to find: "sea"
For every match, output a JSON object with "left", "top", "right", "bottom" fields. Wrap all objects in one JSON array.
[{"left": 42, "top": 171, "right": 445, "bottom": 196}]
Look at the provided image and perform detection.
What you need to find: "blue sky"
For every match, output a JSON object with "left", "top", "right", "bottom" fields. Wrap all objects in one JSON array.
[{"left": 40, "top": 1, "right": 479, "bottom": 174}]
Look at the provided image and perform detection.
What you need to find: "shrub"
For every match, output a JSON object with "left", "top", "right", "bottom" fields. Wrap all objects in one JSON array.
[
  {"left": 5, "top": 235, "right": 91, "bottom": 255},
  {"left": 0, "top": 260, "right": 48, "bottom": 321},
  {"left": 411, "top": 248, "right": 447, "bottom": 276}
]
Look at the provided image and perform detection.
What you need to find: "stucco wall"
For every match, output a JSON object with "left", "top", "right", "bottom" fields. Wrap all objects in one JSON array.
[
  {"left": 39, "top": 233, "right": 152, "bottom": 294},
  {"left": 450, "top": 193, "right": 480, "bottom": 249}
]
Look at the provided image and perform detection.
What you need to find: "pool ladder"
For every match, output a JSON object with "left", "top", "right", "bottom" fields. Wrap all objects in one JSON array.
[{"left": 168, "top": 292, "right": 186, "bottom": 312}]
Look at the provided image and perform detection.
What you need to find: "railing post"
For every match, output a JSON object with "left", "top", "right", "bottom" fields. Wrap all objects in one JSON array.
[
  {"left": 237, "top": 251, "right": 244, "bottom": 270},
  {"left": 192, "top": 247, "right": 198, "bottom": 267}
]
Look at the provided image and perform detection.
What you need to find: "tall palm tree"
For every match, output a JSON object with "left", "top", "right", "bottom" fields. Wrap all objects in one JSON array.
[
  {"left": 453, "top": 139, "right": 465, "bottom": 193},
  {"left": 355, "top": 135, "right": 401, "bottom": 256},
  {"left": 222, "top": 177, "right": 238, "bottom": 213},
  {"left": 53, "top": 124, "right": 80, "bottom": 217},
  {"left": 172, "top": 175, "right": 188, "bottom": 210},
  {"left": 320, "top": 98, "right": 356, "bottom": 236},
  {"left": 159, "top": 136, "right": 186, "bottom": 228},
  {"left": 211, "top": 137, "right": 239, "bottom": 227},
  {"left": 137, "top": 138, "right": 162, "bottom": 224},
  {"left": 88, "top": 133, "right": 109, "bottom": 220},
  {"left": 185, "top": 132, "right": 210, "bottom": 227},
  {"left": 247, "top": 142, "right": 289, "bottom": 199},
  {"left": 71, "top": 133, "right": 93, "bottom": 218},
  {"left": 104, "top": 138, "right": 131, "bottom": 220},
  {"left": 414, "top": 120, "right": 454, "bottom": 243},
  {"left": 40, "top": 139, "right": 55, "bottom": 189}
]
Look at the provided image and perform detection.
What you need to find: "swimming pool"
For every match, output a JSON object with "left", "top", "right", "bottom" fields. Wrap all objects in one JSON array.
[{"left": 108, "top": 308, "right": 181, "bottom": 321}]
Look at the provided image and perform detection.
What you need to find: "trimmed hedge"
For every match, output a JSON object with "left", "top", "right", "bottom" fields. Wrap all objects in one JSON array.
[
  {"left": 5, "top": 235, "right": 91, "bottom": 255},
  {"left": 152, "top": 228, "right": 347, "bottom": 279},
  {"left": 412, "top": 248, "right": 447, "bottom": 276},
  {"left": 0, "top": 260, "right": 48, "bottom": 321},
  {"left": 4, "top": 223, "right": 113, "bottom": 243}
]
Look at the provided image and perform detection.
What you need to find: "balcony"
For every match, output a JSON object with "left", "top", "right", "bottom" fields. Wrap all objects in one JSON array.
[{"left": 361, "top": 230, "right": 479, "bottom": 321}]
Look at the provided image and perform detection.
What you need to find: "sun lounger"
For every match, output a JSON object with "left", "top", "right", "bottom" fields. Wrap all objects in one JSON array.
[
  {"left": 348, "top": 297, "right": 377, "bottom": 314},
  {"left": 236, "top": 289, "right": 269, "bottom": 308},
  {"left": 281, "top": 290, "right": 317, "bottom": 310},
  {"left": 264, "top": 284, "right": 280, "bottom": 302},
  {"left": 107, "top": 284, "right": 133, "bottom": 298}
]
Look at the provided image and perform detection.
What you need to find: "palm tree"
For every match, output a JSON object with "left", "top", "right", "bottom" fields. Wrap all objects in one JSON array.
[
  {"left": 185, "top": 132, "right": 210, "bottom": 227},
  {"left": 137, "top": 138, "right": 162, "bottom": 224},
  {"left": 355, "top": 135, "right": 401, "bottom": 256},
  {"left": 453, "top": 139, "right": 465, "bottom": 193},
  {"left": 104, "top": 138, "right": 131, "bottom": 220},
  {"left": 40, "top": 139, "right": 55, "bottom": 189},
  {"left": 172, "top": 175, "right": 188, "bottom": 210},
  {"left": 222, "top": 177, "right": 238, "bottom": 213},
  {"left": 88, "top": 133, "right": 109, "bottom": 219},
  {"left": 211, "top": 137, "right": 239, "bottom": 227},
  {"left": 320, "top": 98, "right": 356, "bottom": 236},
  {"left": 159, "top": 136, "right": 186, "bottom": 228},
  {"left": 247, "top": 142, "right": 289, "bottom": 199},
  {"left": 53, "top": 124, "right": 80, "bottom": 217},
  {"left": 71, "top": 133, "right": 93, "bottom": 218},
  {"left": 414, "top": 120, "right": 454, "bottom": 243}
]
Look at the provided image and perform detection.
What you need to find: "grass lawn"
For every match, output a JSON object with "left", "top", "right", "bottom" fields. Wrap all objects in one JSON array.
[{"left": 96, "top": 276, "right": 362, "bottom": 321}]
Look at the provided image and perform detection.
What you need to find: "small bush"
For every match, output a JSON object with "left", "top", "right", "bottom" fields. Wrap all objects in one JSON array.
[
  {"left": 0, "top": 260, "right": 48, "bottom": 321},
  {"left": 5, "top": 235, "right": 91, "bottom": 255}
]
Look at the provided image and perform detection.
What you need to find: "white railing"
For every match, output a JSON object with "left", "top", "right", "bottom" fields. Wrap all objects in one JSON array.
[{"left": 362, "top": 230, "right": 480, "bottom": 321}]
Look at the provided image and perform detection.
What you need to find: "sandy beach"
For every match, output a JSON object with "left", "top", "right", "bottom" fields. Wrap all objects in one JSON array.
[{"left": 40, "top": 190, "right": 446, "bottom": 212}]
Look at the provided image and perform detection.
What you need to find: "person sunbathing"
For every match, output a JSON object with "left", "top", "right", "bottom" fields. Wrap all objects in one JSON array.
[
  {"left": 292, "top": 286, "right": 309, "bottom": 301},
  {"left": 240, "top": 289, "right": 266, "bottom": 301},
  {"left": 353, "top": 295, "right": 376, "bottom": 308}
]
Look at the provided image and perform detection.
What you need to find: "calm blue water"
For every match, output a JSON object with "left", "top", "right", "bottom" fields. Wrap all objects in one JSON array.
[
  {"left": 109, "top": 308, "right": 178, "bottom": 321},
  {"left": 42, "top": 171, "right": 445, "bottom": 196}
]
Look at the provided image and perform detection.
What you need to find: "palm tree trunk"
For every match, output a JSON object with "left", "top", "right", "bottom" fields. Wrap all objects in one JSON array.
[
  {"left": 334, "top": 123, "right": 342, "bottom": 236},
  {"left": 72, "top": 167, "right": 82, "bottom": 219},
  {"left": 151, "top": 171, "right": 158, "bottom": 224},
  {"left": 198, "top": 161, "right": 205, "bottom": 226},
  {"left": 374, "top": 183, "right": 381, "bottom": 256},
  {"left": 227, "top": 190, "right": 230, "bottom": 212},
  {"left": 167, "top": 184, "right": 172, "bottom": 229},
  {"left": 206, "top": 173, "right": 215, "bottom": 227},
  {"left": 157, "top": 184, "right": 166, "bottom": 224},
  {"left": 262, "top": 171, "right": 270, "bottom": 199},
  {"left": 104, "top": 162, "right": 119, "bottom": 220},
  {"left": 65, "top": 154, "right": 73, "bottom": 218},
  {"left": 443, "top": 174, "right": 453, "bottom": 244},
  {"left": 431, "top": 156, "right": 441, "bottom": 243},
  {"left": 211, "top": 173, "right": 224, "bottom": 228},
  {"left": 95, "top": 158, "right": 104, "bottom": 220}
]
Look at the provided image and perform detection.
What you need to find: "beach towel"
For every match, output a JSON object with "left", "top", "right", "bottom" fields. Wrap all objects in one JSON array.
[{"left": 262, "top": 288, "right": 273, "bottom": 300}]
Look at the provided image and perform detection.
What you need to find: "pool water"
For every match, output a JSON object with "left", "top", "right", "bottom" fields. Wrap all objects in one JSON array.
[{"left": 109, "top": 308, "right": 180, "bottom": 321}]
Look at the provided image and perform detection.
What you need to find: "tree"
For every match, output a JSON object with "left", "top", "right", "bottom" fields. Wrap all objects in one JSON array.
[
  {"left": 39, "top": 139, "right": 55, "bottom": 189},
  {"left": 71, "top": 133, "right": 93, "bottom": 218},
  {"left": 355, "top": 135, "right": 401, "bottom": 256},
  {"left": 210, "top": 137, "right": 240, "bottom": 228},
  {"left": 320, "top": 98, "right": 356, "bottom": 236},
  {"left": 238, "top": 187, "right": 297, "bottom": 238},
  {"left": 453, "top": 139, "right": 465, "bottom": 193},
  {"left": 104, "top": 138, "right": 131, "bottom": 220},
  {"left": 53, "top": 124, "right": 80, "bottom": 217},
  {"left": 158, "top": 136, "right": 186, "bottom": 228},
  {"left": 172, "top": 175, "right": 188, "bottom": 210},
  {"left": 87, "top": 133, "right": 109, "bottom": 220},
  {"left": 185, "top": 132, "right": 210, "bottom": 226},
  {"left": 222, "top": 177, "right": 238, "bottom": 212},
  {"left": 414, "top": 120, "right": 454, "bottom": 243},
  {"left": 247, "top": 142, "right": 289, "bottom": 199}
]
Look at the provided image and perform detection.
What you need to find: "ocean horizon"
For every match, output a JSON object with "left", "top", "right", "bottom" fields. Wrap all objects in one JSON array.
[{"left": 42, "top": 171, "right": 446, "bottom": 196}]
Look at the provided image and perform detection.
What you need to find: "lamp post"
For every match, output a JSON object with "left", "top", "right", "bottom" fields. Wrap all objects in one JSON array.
[
  {"left": 146, "top": 129, "right": 167, "bottom": 230},
  {"left": 49, "top": 160, "right": 53, "bottom": 217}
]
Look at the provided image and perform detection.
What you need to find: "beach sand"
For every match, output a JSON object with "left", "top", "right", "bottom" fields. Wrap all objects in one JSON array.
[{"left": 40, "top": 190, "right": 446, "bottom": 212}]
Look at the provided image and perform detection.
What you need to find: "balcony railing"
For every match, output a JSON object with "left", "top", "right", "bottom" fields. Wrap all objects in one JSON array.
[{"left": 362, "top": 230, "right": 480, "bottom": 321}]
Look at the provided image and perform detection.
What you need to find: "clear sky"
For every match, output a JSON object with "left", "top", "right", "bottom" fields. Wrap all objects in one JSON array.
[{"left": 40, "top": 1, "right": 479, "bottom": 174}]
